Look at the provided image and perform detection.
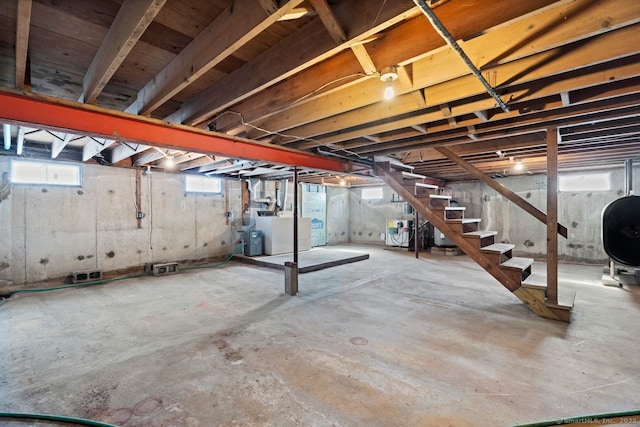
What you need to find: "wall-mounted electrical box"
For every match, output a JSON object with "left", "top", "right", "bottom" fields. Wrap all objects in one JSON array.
[{"left": 385, "top": 219, "right": 410, "bottom": 247}]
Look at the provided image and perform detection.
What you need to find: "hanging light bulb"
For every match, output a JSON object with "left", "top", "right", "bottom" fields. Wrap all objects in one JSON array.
[
  {"left": 165, "top": 156, "right": 175, "bottom": 168},
  {"left": 379, "top": 66, "right": 399, "bottom": 100},
  {"left": 383, "top": 83, "right": 395, "bottom": 100},
  {"left": 514, "top": 158, "right": 524, "bottom": 171}
]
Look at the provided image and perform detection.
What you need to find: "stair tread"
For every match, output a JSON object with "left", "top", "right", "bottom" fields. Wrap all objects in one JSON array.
[
  {"left": 415, "top": 182, "right": 439, "bottom": 189},
  {"left": 463, "top": 230, "right": 497, "bottom": 239},
  {"left": 402, "top": 171, "right": 427, "bottom": 180},
  {"left": 521, "top": 271, "right": 546, "bottom": 288},
  {"left": 501, "top": 257, "right": 534, "bottom": 271},
  {"left": 429, "top": 194, "right": 452, "bottom": 199},
  {"left": 446, "top": 218, "right": 481, "bottom": 224},
  {"left": 480, "top": 243, "right": 515, "bottom": 254},
  {"left": 431, "top": 206, "right": 466, "bottom": 211}
]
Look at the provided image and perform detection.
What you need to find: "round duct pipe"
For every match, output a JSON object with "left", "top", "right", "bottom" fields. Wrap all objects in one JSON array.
[{"left": 602, "top": 195, "right": 640, "bottom": 266}]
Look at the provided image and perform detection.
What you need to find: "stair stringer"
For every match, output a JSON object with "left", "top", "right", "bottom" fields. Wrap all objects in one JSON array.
[
  {"left": 378, "top": 168, "right": 520, "bottom": 292},
  {"left": 378, "top": 167, "right": 571, "bottom": 321}
]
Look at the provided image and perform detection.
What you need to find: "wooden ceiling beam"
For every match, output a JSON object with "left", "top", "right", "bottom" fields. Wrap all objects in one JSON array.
[
  {"left": 112, "top": 0, "right": 305, "bottom": 163},
  {"left": 127, "top": 0, "right": 305, "bottom": 116},
  {"left": 172, "top": 0, "right": 421, "bottom": 127},
  {"left": 179, "top": 155, "right": 216, "bottom": 171},
  {"left": 298, "top": 52, "right": 640, "bottom": 150},
  {"left": 350, "top": 44, "right": 378, "bottom": 76},
  {"left": 309, "top": 0, "right": 378, "bottom": 76},
  {"left": 358, "top": 91, "right": 640, "bottom": 156},
  {"left": 236, "top": 0, "right": 636, "bottom": 140},
  {"left": 404, "top": 132, "right": 547, "bottom": 163},
  {"left": 81, "top": 0, "right": 166, "bottom": 105},
  {"left": 273, "top": 21, "right": 640, "bottom": 146},
  {"left": 15, "top": 0, "right": 32, "bottom": 90},
  {"left": 210, "top": 0, "right": 559, "bottom": 134},
  {"left": 405, "top": 137, "right": 640, "bottom": 165},
  {"left": 309, "top": 0, "right": 346, "bottom": 44}
]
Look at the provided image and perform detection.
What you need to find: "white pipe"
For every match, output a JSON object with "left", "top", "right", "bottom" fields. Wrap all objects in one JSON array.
[
  {"left": 3, "top": 124, "right": 10, "bottom": 150},
  {"left": 16, "top": 126, "right": 25, "bottom": 155}
]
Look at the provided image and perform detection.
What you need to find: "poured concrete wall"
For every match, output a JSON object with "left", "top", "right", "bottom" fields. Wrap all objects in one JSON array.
[
  {"left": 326, "top": 186, "right": 350, "bottom": 245},
  {"left": 0, "top": 158, "right": 242, "bottom": 287},
  {"left": 343, "top": 167, "right": 638, "bottom": 263},
  {"left": 447, "top": 167, "right": 640, "bottom": 263},
  {"left": 348, "top": 186, "right": 409, "bottom": 244}
]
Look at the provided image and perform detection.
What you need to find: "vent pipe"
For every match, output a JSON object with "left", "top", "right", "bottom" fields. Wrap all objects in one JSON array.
[{"left": 625, "top": 159, "right": 633, "bottom": 196}]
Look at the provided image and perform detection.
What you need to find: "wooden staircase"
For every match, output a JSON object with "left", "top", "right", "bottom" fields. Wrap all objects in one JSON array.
[{"left": 376, "top": 161, "right": 574, "bottom": 322}]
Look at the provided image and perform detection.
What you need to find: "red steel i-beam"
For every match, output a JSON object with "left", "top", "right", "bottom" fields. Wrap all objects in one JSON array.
[{"left": 0, "top": 88, "right": 360, "bottom": 173}]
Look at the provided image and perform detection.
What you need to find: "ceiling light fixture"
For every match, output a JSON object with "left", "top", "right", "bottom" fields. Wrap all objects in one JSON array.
[
  {"left": 514, "top": 158, "right": 524, "bottom": 171},
  {"left": 165, "top": 155, "right": 175, "bottom": 168},
  {"left": 380, "top": 66, "right": 399, "bottom": 100}
]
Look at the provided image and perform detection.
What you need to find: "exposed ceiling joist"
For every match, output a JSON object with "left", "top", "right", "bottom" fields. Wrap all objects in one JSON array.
[
  {"left": 15, "top": 0, "right": 32, "bottom": 90},
  {"left": 81, "top": 0, "right": 167, "bottom": 105}
]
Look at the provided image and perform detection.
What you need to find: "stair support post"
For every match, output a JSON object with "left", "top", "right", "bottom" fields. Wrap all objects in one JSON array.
[{"left": 546, "top": 128, "right": 559, "bottom": 304}]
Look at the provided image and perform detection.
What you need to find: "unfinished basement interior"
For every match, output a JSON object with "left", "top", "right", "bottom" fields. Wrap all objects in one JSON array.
[{"left": 1, "top": 0, "right": 639, "bottom": 426}]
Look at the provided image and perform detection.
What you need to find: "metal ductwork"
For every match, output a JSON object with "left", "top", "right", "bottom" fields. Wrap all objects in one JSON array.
[{"left": 602, "top": 159, "right": 640, "bottom": 266}]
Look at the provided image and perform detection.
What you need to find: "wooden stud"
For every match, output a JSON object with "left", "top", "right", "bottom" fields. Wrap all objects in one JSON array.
[
  {"left": 309, "top": 0, "right": 347, "bottom": 44},
  {"left": 15, "top": 0, "right": 32, "bottom": 90},
  {"left": 128, "top": 0, "right": 305, "bottom": 116},
  {"left": 173, "top": 0, "right": 418, "bottom": 126},
  {"left": 82, "top": 0, "right": 167, "bottom": 104},
  {"left": 350, "top": 44, "right": 378, "bottom": 75}
]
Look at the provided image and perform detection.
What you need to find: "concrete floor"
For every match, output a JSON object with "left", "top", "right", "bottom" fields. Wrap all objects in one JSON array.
[{"left": 1, "top": 245, "right": 639, "bottom": 426}]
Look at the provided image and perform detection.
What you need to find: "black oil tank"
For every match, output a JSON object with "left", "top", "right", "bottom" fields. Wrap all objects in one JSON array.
[{"left": 602, "top": 195, "right": 640, "bottom": 266}]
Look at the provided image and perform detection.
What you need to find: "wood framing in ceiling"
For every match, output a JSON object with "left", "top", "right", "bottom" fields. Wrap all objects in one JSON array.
[{"left": 0, "top": 0, "right": 638, "bottom": 183}]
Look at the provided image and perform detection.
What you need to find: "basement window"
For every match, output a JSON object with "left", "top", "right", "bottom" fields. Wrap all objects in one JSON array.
[
  {"left": 185, "top": 175, "right": 222, "bottom": 193},
  {"left": 558, "top": 172, "right": 611, "bottom": 192},
  {"left": 361, "top": 187, "right": 384, "bottom": 200},
  {"left": 10, "top": 159, "right": 81, "bottom": 186}
]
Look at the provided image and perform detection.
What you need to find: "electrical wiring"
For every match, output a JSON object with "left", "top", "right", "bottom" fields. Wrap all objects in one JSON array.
[
  {"left": 289, "top": 73, "right": 371, "bottom": 106},
  {"left": 130, "top": 167, "right": 139, "bottom": 213},
  {"left": 206, "top": 72, "right": 376, "bottom": 157},
  {"left": 211, "top": 111, "right": 367, "bottom": 161},
  {"left": 213, "top": 111, "right": 319, "bottom": 145}
]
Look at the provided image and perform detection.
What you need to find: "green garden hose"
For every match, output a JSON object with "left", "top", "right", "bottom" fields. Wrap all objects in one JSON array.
[
  {"left": 0, "top": 245, "right": 243, "bottom": 301},
  {"left": 0, "top": 411, "right": 116, "bottom": 426},
  {"left": 512, "top": 408, "right": 640, "bottom": 427}
]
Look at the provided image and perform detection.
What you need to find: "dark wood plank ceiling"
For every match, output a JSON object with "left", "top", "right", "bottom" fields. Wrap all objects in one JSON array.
[{"left": 0, "top": 0, "right": 639, "bottom": 184}]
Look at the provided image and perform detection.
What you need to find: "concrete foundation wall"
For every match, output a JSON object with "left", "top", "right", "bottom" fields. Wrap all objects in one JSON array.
[
  {"left": 0, "top": 158, "right": 242, "bottom": 286},
  {"left": 447, "top": 166, "right": 640, "bottom": 263},
  {"left": 348, "top": 186, "right": 410, "bottom": 245},
  {"left": 326, "top": 187, "right": 350, "bottom": 245}
]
